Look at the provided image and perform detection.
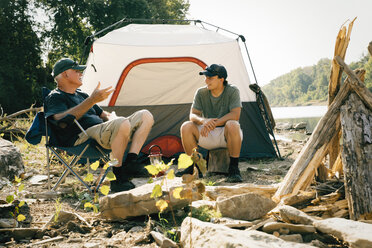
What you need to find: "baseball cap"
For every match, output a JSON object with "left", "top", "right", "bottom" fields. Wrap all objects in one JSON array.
[
  {"left": 52, "top": 58, "right": 86, "bottom": 77},
  {"left": 199, "top": 64, "right": 228, "bottom": 79}
]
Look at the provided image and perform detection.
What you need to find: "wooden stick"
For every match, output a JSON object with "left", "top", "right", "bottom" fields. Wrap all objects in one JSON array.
[
  {"left": 335, "top": 56, "right": 372, "bottom": 110},
  {"left": 0, "top": 107, "right": 42, "bottom": 122},
  {"left": 273, "top": 81, "right": 352, "bottom": 202}
]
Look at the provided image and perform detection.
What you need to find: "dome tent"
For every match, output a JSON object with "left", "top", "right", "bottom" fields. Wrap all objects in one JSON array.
[{"left": 81, "top": 22, "right": 277, "bottom": 159}]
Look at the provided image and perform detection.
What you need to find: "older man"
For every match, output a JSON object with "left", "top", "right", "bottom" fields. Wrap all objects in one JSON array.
[
  {"left": 177, "top": 64, "right": 243, "bottom": 182},
  {"left": 44, "top": 58, "right": 154, "bottom": 192}
]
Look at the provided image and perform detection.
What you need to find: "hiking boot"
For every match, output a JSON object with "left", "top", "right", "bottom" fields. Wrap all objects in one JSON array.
[
  {"left": 122, "top": 161, "right": 150, "bottom": 178},
  {"left": 175, "top": 165, "right": 203, "bottom": 178},
  {"left": 227, "top": 165, "right": 243, "bottom": 183},
  {"left": 110, "top": 179, "right": 135, "bottom": 193}
]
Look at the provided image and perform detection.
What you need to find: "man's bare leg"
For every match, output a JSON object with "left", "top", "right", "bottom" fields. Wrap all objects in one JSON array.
[
  {"left": 128, "top": 110, "right": 154, "bottom": 154},
  {"left": 110, "top": 119, "right": 131, "bottom": 166},
  {"left": 180, "top": 121, "right": 199, "bottom": 155}
]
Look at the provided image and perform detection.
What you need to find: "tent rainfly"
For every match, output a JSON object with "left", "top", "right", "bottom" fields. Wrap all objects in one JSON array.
[{"left": 81, "top": 23, "right": 276, "bottom": 159}]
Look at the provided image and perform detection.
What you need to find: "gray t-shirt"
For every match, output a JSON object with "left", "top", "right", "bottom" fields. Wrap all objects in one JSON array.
[{"left": 192, "top": 84, "right": 242, "bottom": 119}]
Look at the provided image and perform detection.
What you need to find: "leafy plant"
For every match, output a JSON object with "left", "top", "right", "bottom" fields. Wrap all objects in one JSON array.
[
  {"left": 83, "top": 159, "right": 117, "bottom": 213},
  {"left": 6, "top": 176, "right": 26, "bottom": 224},
  {"left": 54, "top": 197, "right": 62, "bottom": 223}
]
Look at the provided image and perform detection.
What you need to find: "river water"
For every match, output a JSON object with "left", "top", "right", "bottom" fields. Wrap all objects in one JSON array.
[{"left": 270, "top": 105, "right": 328, "bottom": 141}]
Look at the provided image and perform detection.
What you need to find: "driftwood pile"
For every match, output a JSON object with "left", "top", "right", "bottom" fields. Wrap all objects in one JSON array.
[{"left": 273, "top": 19, "right": 372, "bottom": 222}]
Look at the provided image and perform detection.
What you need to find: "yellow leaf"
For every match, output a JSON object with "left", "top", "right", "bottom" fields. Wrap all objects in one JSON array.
[
  {"left": 15, "top": 176, "right": 21, "bottom": 183},
  {"left": 18, "top": 201, "right": 25, "bottom": 207},
  {"left": 106, "top": 171, "right": 116, "bottom": 181},
  {"left": 100, "top": 185, "right": 110, "bottom": 196},
  {"left": 18, "top": 184, "right": 25, "bottom": 192},
  {"left": 84, "top": 202, "right": 94, "bottom": 209},
  {"left": 156, "top": 199, "right": 168, "bottom": 212},
  {"left": 103, "top": 162, "right": 110, "bottom": 170},
  {"left": 145, "top": 165, "right": 159, "bottom": 176},
  {"left": 151, "top": 184, "right": 163, "bottom": 198},
  {"left": 167, "top": 169, "right": 175, "bottom": 179},
  {"left": 90, "top": 161, "right": 100, "bottom": 171},
  {"left": 17, "top": 214, "right": 26, "bottom": 222},
  {"left": 84, "top": 173, "right": 94, "bottom": 182},
  {"left": 172, "top": 187, "right": 183, "bottom": 199},
  {"left": 178, "top": 154, "right": 193, "bottom": 169}
]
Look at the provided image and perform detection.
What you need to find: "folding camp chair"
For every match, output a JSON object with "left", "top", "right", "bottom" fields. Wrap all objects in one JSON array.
[{"left": 25, "top": 87, "right": 113, "bottom": 193}]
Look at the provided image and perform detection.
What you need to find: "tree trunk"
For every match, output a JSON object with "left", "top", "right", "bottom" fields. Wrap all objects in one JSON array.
[{"left": 340, "top": 93, "right": 372, "bottom": 220}]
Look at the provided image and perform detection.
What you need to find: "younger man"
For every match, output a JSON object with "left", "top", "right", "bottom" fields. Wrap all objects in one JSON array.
[{"left": 178, "top": 64, "right": 243, "bottom": 182}]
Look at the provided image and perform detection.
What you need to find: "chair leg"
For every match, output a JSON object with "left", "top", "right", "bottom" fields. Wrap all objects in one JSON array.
[{"left": 46, "top": 146, "right": 51, "bottom": 191}]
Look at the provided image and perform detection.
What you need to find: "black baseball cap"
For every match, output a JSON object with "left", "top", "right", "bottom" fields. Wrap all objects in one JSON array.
[
  {"left": 52, "top": 58, "right": 86, "bottom": 77},
  {"left": 199, "top": 64, "right": 228, "bottom": 79}
]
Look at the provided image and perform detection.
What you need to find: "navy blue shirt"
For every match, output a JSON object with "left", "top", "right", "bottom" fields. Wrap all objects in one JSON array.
[{"left": 44, "top": 89, "right": 103, "bottom": 146}]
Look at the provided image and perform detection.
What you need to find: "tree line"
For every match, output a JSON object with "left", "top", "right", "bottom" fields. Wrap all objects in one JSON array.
[
  {"left": 0, "top": 0, "right": 189, "bottom": 114},
  {"left": 262, "top": 55, "right": 372, "bottom": 107}
]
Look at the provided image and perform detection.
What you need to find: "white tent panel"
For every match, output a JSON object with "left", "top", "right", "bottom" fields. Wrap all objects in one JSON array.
[
  {"left": 81, "top": 24, "right": 255, "bottom": 105},
  {"left": 115, "top": 62, "right": 204, "bottom": 105}
]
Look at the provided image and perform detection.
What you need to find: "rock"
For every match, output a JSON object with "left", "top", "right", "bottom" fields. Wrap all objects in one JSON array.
[
  {"left": 0, "top": 218, "right": 16, "bottom": 228},
  {"left": 309, "top": 239, "right": 328, "bottom": 248},
  {"left": 262, "top": 222, "right": 316, "bottom": 234},
  {"left": 215, "top": 217, "right": 253, "bottom": 228},
  {"left": 100, "top": 177, "right": 191, "bottom": 220},
  {"left": 279, "top": 205, "right": 315, "bottom": 225},
  {"left": 43, "top": 210, "right": 91, "bottom": 230},
  {"left": 0, "top": 228, "right": 44, "bottom": 242},
  {"left": 28, "top": 175, "right": 51, "bottom": 185},
  {"left": 275, "top": 122, "right": 293, "bottom": 130},
  {"left": 280, "top": 234, "right": 303, "bottom": 243},
  {"left": 313, "top": 218, "right": 372, "bottom": 248},
  {"left": 216, "top": 193, "right": 276, "bottom": 221},
  {"left": 191, "top": 200, "right": 216, "bottom": 209},
  {"left": 150, "top": 231, "right": 178, "bottom": 248},
  {"left": 206, "top": 184, "right": 278, "bottom": 200},
  {"left": 180, "top": 217, "right": 315, "bottom": 248},
  {"left": 293, "top": 122, "right": 307, "bottom": 130},
  {"left": 83, "top": 243, "right": 99, "bottom": 248},
  {"left": 0, "top": 138, "right": 24, "bottom": 181}
]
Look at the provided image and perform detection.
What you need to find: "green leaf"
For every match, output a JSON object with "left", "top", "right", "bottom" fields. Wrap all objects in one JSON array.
[
  {"left": 6, "top": 195, "right": 14, "bottom": 204},
  {"left": 147, "top": 178, "right": 154, "bottom": 184},
  {"left": 14, "top": 176, "right": 21, "bottom": 183},
  {"left": 90, "top": 161, "right": 100, "bottom": 171},
  {"left": 167, "top": 169, "right": 175, "bottom": 180},
  {"left": 17, "top": 214, "right": 26, "bottom": 222},
  {"left": 145, "top": 165, "right": 159, "bottom": 176},
  {"left": 84, "top": 173, "right": 94, "bottom": 182},
  {"left": 18, "top": 201, "right": 25, "bottom": 207},
  {"left": 100, "top": 185, "right": 110, "bottom": 196},
  {"left": 93, "top": 205, "right": 99, "bottom": 213},
  {"left": 156, "top": 199, "right": 168, "bottom": 212},
  {"left": 151, "top": 184, "right": 163, "bottom": 198},
  {"left": 18, "top": 184, "right": 25, "bottom": 192},
  {"left": 106, "top": 171, "right": 116, "bottom": 181},
  {"left": 178, "top": 154, "right": 193, "bottom": 169}
]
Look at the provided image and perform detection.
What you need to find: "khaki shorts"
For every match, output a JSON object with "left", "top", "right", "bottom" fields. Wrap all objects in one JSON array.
[
  {"left": 197, "top": 121, "right": 243, "bottom": 150},
  {"left": 74, "top": 110, "right": 144, "bottom": 149}
]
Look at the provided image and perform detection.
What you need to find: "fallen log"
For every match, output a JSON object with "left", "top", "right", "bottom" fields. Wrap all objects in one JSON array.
[
  {"left": 340, "top": 93, "right": 372, "bottom": 220},
  {"left": 0, "top": 106, "right": 42, "bottom": 122}
]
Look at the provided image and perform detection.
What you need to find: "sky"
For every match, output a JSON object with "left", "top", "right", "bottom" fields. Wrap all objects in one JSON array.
[{"left": 187, "top": 0, "right": 372, "bottom": 85}]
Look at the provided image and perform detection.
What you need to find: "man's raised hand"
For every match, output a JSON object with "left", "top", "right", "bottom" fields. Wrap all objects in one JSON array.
[{"left": 90, "top": 82, "right": 114, "bottom": 103}]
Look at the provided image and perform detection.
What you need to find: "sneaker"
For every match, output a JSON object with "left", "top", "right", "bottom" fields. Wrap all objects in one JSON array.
[
  {"left": 227, "top": 165, "right": 243, "bottom": 183},
  {"left": 175, "top": 165, "right": 203, "bottom": 178},
  {"left": 110, "top": 180, "right": 135, "bottom": 193}
]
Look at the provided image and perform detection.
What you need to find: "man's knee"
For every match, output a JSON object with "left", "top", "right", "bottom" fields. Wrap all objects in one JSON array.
[
  {"left": 225, "top": 120, "right": 241, "bottom": 136},
  {"left": 140, "top": 109, "right": 154, "bottom": 126},
  {"left": 181, "top": 121, "right": 197, "bottom": 134},
  {"left": 118, "top": 119, "right": 131, "bottom": 135}
]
